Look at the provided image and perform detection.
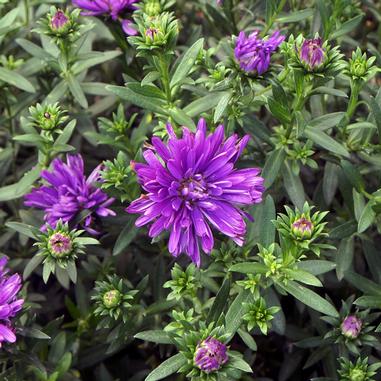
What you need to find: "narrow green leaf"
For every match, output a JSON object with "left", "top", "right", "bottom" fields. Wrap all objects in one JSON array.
[
  {"left": 145, "top": 353, "right": 186, "bottom": 381},
  {"left": 0, "top": 67, "right": 35, "bottom": 93},
  {"left": 262, "top": 148, "right": 286, "bottom": 188},
  {"left": 229, "top": 262, "right": 268, "bottom": 275},
  {"left": 184, "top": 92, "right": 227, "bottom": 117},
  {"left": 5, "top": 221, "right": 39, "bottom": 239},
  {"left": 335, "top": 236, "right": 354, "bottom": 280},
  {"left": 283, "top": 269, "right": 323, "bottom": 287},
  {"left": 213, "top": 92, "right": 232, "bottom": 123},
  {"left": 134, "top": 330, "right": 172, "bottom": 344},
  {"left": 113, "top": 217, "right": 139, "bottom": 255},
  {"left": 369, "top": 95, "right": 381, "bottom": 144},
  {"left": 297, "top": 260, "right": 336, "bottom": 275},
  {"left": 23, "top": 255, "right": 44, "bottom": 280},
  {"left": 277, "top": 8, "right": 314, "bottom": 22},
  {"left": 66, "top": 74, "right": 88, "bottom": 108},
  {"left": 331, "top": 14, "right": 364, "bottom": 39},
  {"left": 207, "top": 277, "right": 231, "bottom": 324},
  {"left": 283, "top": 161, "right": 305, "bottom": 210}
]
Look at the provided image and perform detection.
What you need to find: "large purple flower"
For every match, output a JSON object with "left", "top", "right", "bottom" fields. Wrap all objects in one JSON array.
[
  {"left": 24, "top": 154, "right": 115, "bottom": 235},
  {"left": 72, "top": 0, "right": 139, "bottom": 35},
  {"left": 0, "top": 257, "right": 24, "bottom": 347},
  {"left": 127, "top": 119, "right": 265, "bottom": 266},
  {"left": 234, "top": 30, "right": 284, "bottom": 75}
]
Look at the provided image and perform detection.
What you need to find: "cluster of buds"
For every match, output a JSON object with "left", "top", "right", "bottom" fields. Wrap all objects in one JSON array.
[
  {"left": 28, "top": 103, "right": 68, "bottom": 132},
  {"left": 35, "top": 220, "right": 99, "bottom": 284},
  {"left": 98, "top": 104, "right": 134, "bottom": 138},
  {"left": 92, "top": 275, "right": 138, "bottom": 324},
  {"left": 338, "top": 357, "right": 381, "bottom": 381},
  {"left": 163, "top": 263, "right": 200, "bottom": 301},
  {"left": 283, "top": 34, "right": 345, "bottom": 77},
  {"left": 243, "top": 297, "right": 279, "bottom": 335},
  {"left": 273, "top": 202, "right": 331, "bottom": 256},
  {"left": 0, "top": 55, "right": 24, "bottom": 70},
  {"left": 39, "top": 7, "right": 82, "bottom": 42},
  {"left": 128, "top": 12, "right": 178, "bottom": 54}
]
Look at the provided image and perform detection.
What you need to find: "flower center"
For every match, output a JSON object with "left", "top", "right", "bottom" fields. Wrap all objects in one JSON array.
[{"left": 179, "top": 174, "right": 208, "bottom": 201}]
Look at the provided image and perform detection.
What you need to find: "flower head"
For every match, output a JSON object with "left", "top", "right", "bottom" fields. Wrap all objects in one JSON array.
[
  {"left": 72, "top": 0, "right": 139, "bottom": 35},
  {"left": 127, "top": 119, "right": 265, "bottom": 266},
  {"left": 0, "top": 257, "right": 24, "bottom": 347},
  {"left": 341, "top": 315, "right": 362, "bottom": 339},
  {"left": 24, "top": 154, "right": 115, "bottom": 235},
  {"left": 51, "top": 9, "right": 69, "bottom": 30},
  {"left": 194, "top": 337, "right": 228, "bottom": 373},
  {"left": 292, "top": 216, "right": 313, "bottom": 238},
  {"left": 300, "top": 37, "right": 325, "bottom": 68},
  {"left": 48, "top": 232, "right": 72, "bottom": 258},
  {"left": 234, "top": 30, "right": 284, "bottom": 75}
]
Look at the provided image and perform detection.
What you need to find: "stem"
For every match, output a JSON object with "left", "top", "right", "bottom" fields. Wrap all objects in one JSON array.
[
  {"left": 24, "top": 0, "right": 30, "bottom": 25},
  {"left": 262, "top": 0, "right": 287, "bottom": 36},
  {"left": 157, "top": 53, "right": 172, "bottom": 103}
]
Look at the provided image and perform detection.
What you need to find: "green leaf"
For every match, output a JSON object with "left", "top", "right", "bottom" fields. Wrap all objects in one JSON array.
[
  {"left": 237, "top": 329, "right": 257, "bottom": 351},
  {"left": 268, "top": 97, "right": 291, "bottom": 124},
  {"left": 308, "top": 112, "right": 345, "bottom": 131},
  {"left": 283, "top": 269, "right": 322, "bottom": 287},
  {"left": 213, "top": 92, "right": 232, "bottom": 123},
  {"left": 369, "top": 95, "right": 381, "bottom": 144},
  {"left": 72, "top": 50, "right": 121, "bottom": 74},
  {"left": 341, "top": 160, "right": 364, "bottom": 192},
  {"left": 207, "top": 277, "right": 231, "bottom": 324},
  {"left": 134, "top": 330, "right": 172, "bottom": 344},
  {"left": 5, "top": 221, "right": 40, "bottom": 239},
  {"left": 55, "top": 352, "right": 72, "bottom": 377},
  {"left": 225, "top": 289, "right": 254, "bottom": 341},
  {"left": 0, "top": 167, "right": 41, "bottom": 202},
  {"left": 335, "top": 236, "right": 354, "bottom": 281},
  {"left": 358, "top": 202, "right": 376, "bottom": 233},
  {"left": 113, "top": 217, "right": 139, "bottom": 255},
  {"left": 17, "top": 38, "right": 53, "bottom": 60},
  {"left": 229, "top": 262, "right": 268, "bottom": 275},
  {"left": 107, "top": 85, "right": 167, "bottom": 114},
  {"left": 228, "top": 354, "right": 253, "bottom": 373},
  {"left": 170, "top": 38, "right": 204, "bottom": 88},
  {"left": 304, "top": 127, "right": 350, "bottom": 158},
  {"left": 23, "top": 255, "right": 44, "bottom": 280},
  {"left": 19, "top": 327, "right": 51, "bottom": 340},
  {"left": 184, "top": 92, "right": 227, "bottom": 117},
  {"left": 66, "top": 74, "right": 88, "bottom": 108},
  {"left": 282, "top": 161, "right": 305, "bottom": 210},
  {"left": 262, "top": 148, "right": 286, "bottom": 188},
  {"left": 323, "top": 162, "right": 339, "bottom": 205},
  {"left": 145, "top": 353, "right": 187, "bottom": 381},
  {"left": 331, "top": 14, "right": 364, "bottom": 39},
  {"left": 277, "top": 8, "right": 314, "bottom": 22},
  {"left": 311, "top": 87, "right": 347, "bottom": 98},
  {"left": 54, "top": 120, "right": 76, "bottom": 146},
  {"left": 167, "top": 107, "right": 196, "bottom": 131},
  {"left": 354, "top": 295, "right": 381, "bottom": 308},
  {"left": 345, "top": 271, "right": 381, "bottom": 296},
  {"left": 278, "top": 280, "right": 338, "bottom": 317},
  {"left": 0, "top": 67, "right": 35, "bottom": 93},
  {"left": 297, "top": 260, "right": 336, "bottom": 275}
]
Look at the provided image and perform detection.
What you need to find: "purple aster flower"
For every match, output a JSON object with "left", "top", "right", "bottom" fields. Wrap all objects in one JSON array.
[
  {"left": 72, "top": 0, "right": 139, "bottom": 35},
  {"left": 194, "top": 337, "right": 228, "bottom": 373},
  {"left": 234, "top": 30, "right": 284, "bottom": 75},
  {"left": 24, "top": 154, "right": 115, "bottom": 235},
  {"left": 126, "top": 119, "right": 265, "bottom": 266},
  {"left": 0, "top": 257, "right": 24, "bottom": 347},
  {"left": 300, "top": 37, "right": 325, "bottom": 68},
  {"left": 341, "top": 315, "right": 362, "bottom": 339},
  {"left": 51, "top": 10, "right": 69, "bottom": 30}
]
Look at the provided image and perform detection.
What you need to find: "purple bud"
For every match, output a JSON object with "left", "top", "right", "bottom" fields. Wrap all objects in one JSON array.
[
  {"left": 292, "top": 217, "right": 313, "bottom": 237},
  {"left": 51, "top": 10, "right": 69, "bottom": 30},
  {"left": 216, "top": 0, "right": 223, "bottom": 5},
  {"left": 300, "top": 38, "right": 325, "bottom": 68},
  {"left": 341, "top": 315, "right": 362, "bottom": 339},
  {"left": 48, "top": 232, "right": 72, "bottom": 257},
  {"left": 145, "top": 27, "right": 158, "bottom": 39},
  {"left": 194, "top": 337, "right": 228, "bottom": 373}
]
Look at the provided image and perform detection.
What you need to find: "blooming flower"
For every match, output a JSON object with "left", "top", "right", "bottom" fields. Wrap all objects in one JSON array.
[
  {"left": 25, "top": 154, "right": 115, "bottom": 235},
  {"left": 300, "top": 37, "right": 325, "bottom": 68},
  {"left": 194, "top": 337, "right": 228, "bottom": 373},
  {"left": 0, "top": 257, "right": 24, "bottom": 347},
  {"left": 72, "top": 0, "right": 139, "bottom": 35},
  {"left": 234, "top": 30, "right": 284, "bottom": 74},
  {"left": 126, "top": 119, "right": 265, "bottom": 266},
  {"left": 341, "top": 315, "right": 362, "bottom": 339}
]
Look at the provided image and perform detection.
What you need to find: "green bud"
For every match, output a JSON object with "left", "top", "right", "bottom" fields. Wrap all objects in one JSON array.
[
  {"left": 28, "top": 103, "right": 67, "bottom": 131},
  {"left": 143, "top": 0, "right": 161, "bottom": 16},
  {"left": 103, "top": 289, "right": 122, "bottom": 309}
]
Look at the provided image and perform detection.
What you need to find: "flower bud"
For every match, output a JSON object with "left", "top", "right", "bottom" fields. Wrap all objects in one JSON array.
[
  {"left": 102, "top": 289, "right": 122, "bottom": 309},
  {"left": 50, "top": 9, "right": 69, "bottom": 31},
  {"left": 300, "top": 37, "right": 325, "bottom": 69},
  {"left": 350, "top": 58, "right": 367, "bottom": 78},
  {"left": 292, "top": 217, "right": 313, "bottom": 239},
  {"left": 143, "top": 0, "right": 161, "bottom": 16},
  {"left": 28, "top": 103, "right": 67, "bottom": 131},
  {"left": 194, "top": 337, "right": 228, "bottom": 373},
  {"left": 341, "top": 315, "right": 362, "bottom": 339},
  {"left": 48, "top": 232, "right": 73, "bottom": 258}
]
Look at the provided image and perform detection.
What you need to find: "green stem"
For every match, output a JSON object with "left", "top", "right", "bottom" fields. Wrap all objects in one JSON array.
[
  {"left": 24, "top": 0, "right": 30, "bottom": 25},
  {"left": 157, "top": 53, "right": 172, "bottom": 103}
]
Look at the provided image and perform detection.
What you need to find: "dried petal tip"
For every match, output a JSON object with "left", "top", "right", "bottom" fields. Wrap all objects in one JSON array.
[
  {"left": 51, "top": 10, "right": 69, "bottom": 30},
  {"left": 341, "top": 315, "right": 362, "bottom": 339},
  {"left": 194, "top": 337, "right": 228, "bottom": 373},
  {"left": 300, "top": 38, "right": 325, "bottom": 68}
]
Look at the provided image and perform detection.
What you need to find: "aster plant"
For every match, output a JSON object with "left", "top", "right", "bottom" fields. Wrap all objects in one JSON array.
[
  {"left": 126, "top": 118, "right": 265, "bottom": 266},
  {"left": 338, "top": 357, "right": 381, "bottom": 381}
]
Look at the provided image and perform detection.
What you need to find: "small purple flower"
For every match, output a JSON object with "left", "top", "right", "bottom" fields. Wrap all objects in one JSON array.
[
  {"left": 48, "top": 232, "right": 72, "bottom": 257},
  {"left": 24, "top": 154, "right": 115, "bottom": 235},
  {"left": 300, "top": 37, "right": 325, "bottom": 68},
  {"left": 51, "top": 10, "right": 69, "bottom": 30},
  {"left": 0, "top": 257, "right": 24, "bottom": 347},
  {"left": 126, "top": 119, "right": 265, "bottom": 266},
  {"left": 341, "top": 315, "right": 362, "bottom": 339},
  {"left": 72, "top": 0, "right": 139, "bottom": 35},
  {"left": 194, "top": 337, "right": 228, "bottom": 373},
  {"left": 234, "top": 30, "right": 284, "bottom": 75}
]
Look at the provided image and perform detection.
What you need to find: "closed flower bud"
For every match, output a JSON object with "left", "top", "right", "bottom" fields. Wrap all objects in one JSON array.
[
  {"left": 28, "top": 103, "right": 68, "bottom": 131},
  {"left": 194, "top": 337, "right": 228, "bottom": 373},
  {"left": 341, "top": 315, "right": 362, "bottom": 339},
  {"left": 300, "top": 37, "right": 325, "bottom": 69},
  {"left": 48, "top": 232, "right": 73, "bottom": 258},
  {"left": 350, "top": 58, "right": 367, "bottom": 78},
  {"left": 292, "top": 217, "right": 313, "bottom": 239},
  {"left": 50, "top": 9, "right": 69, "bottom": 31},
  {"left": 143, "top": 0, "right": 161, "bottom": 16},
  {"left": 102, "top": 289, "right": 122, "bottom": 309}
]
